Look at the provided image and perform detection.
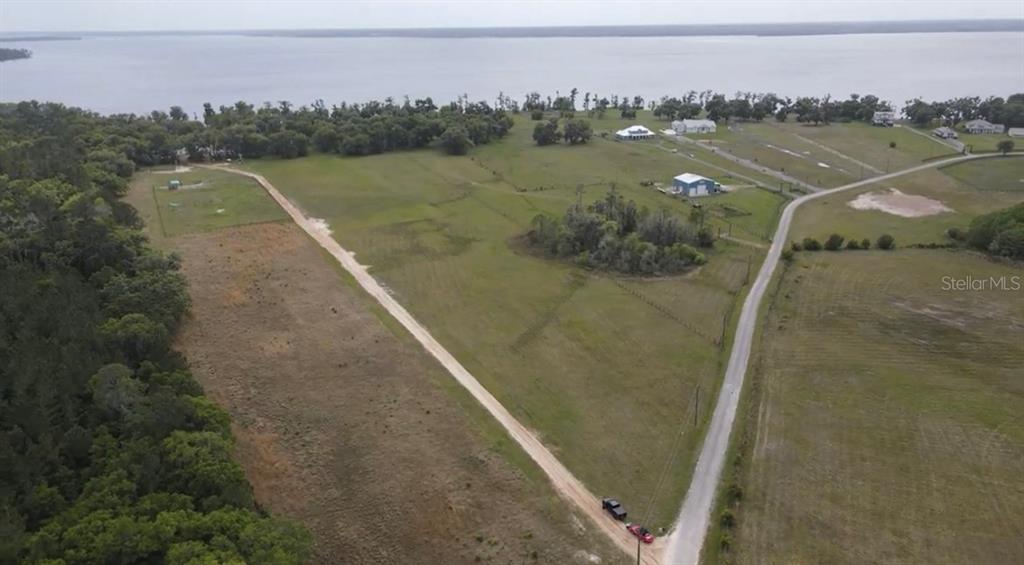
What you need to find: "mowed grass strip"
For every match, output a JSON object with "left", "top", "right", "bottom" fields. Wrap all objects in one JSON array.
[
  {"left": 142, "top": 168, "right": 288, "bottom": 237},
  {"left": 790, "top": 156, "right": 1024, "bottom": 245},
  {"left": 729, "top": 250, "right": 1024, "bottom": 564},
  {"left": 245, "top": 132, "right": 768, "bottom": 529},
  {"left": 764, "top": 121, "right": 957, "bottom": 170}
]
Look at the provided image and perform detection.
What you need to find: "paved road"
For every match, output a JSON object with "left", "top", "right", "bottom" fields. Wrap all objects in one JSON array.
[
  {"left": 661, "top": 152, "right": 1019, "bottom": 565},
  {"left": 203, "top": 165, "right": 663, "bottom": 565}
]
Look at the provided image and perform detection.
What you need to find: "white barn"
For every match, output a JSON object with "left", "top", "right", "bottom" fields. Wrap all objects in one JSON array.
[
  {"left": 672, "top": 119, "right": 717, "bottom": 134},
  {"left": 615, "top": 125, "right": 655, "bottom": 140}
]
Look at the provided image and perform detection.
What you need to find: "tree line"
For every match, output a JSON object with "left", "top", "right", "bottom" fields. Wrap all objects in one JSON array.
[
  {"left": 902, "top": 94, "right": 1024, "bottom": 128},
  {"left": 527, "top": 188, "right": 709, "bottom": 275},
  {"left": 190, "top": 96, "right": 514, "bottom": 159},
  {"left": 0, "top": 102, "right": 310, "bottom": 562},
  {"left": 526, "top": 88, "right": 1023, "bottom": 129}
]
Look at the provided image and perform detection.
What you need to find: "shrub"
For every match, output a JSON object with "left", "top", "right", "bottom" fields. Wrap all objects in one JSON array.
[
  {"left": 719, "top": 532, "right": 732, "bottom": 551},
  {"left": 790, "top": 241, "right": 803, "bottom": 252},
  {"left": 802, "top": 237, "right": 822, "bottom": 251},
  {"left": 529, "top": 109, "right": 544, "bottom": 120},
  {"left": 845, "top": 239, "right": 861, "bottom": 250},
  {"left": 860, "top": 238, "right": 871, "bottom": 249},
  {"left": 782, "top": 248, "right": 795, "bottom": 262},
  {"left": 877, "top": 233, "right": 895, "bottom": 250},
  {"left": 720, "top": 509, "right": 736, "bottom": 528},
  {"left": 824, "top": 233, "right": 845, "bottom": 251}
]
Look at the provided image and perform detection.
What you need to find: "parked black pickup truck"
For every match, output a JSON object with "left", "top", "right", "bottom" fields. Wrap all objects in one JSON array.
[{"left": 601, "top": 497, "right": 627, "bottom": 521}]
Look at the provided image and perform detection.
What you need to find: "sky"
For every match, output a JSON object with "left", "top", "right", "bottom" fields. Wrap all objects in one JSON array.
[{"left": 1, "top": 0, "right": 1021, "bottom": 32}]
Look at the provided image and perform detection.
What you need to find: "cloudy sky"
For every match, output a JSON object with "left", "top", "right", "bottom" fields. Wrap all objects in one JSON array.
[{"left": 1, "top": 0, "right": 1021, "bottom": 32}]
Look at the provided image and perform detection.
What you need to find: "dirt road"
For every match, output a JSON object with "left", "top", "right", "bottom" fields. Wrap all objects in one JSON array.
[
  {"left": 671, "top": 135, "right": 823, "bottom": 193},
  {"left": 203, "top": 165, "right": 662, "bottom": 564},
  {"left": 661, "top": 152, "right": 1018, "bottom": 565}
]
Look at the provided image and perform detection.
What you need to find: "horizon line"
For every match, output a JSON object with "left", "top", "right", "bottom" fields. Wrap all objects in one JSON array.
[{"left": 2, "top": 17, "right": 1022, "bottom": 37}]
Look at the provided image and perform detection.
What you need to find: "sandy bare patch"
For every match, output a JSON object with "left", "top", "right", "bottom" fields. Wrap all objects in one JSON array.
[
  {"left": 766, "top": 144, "right": 804, "bottom": 159},
  {"left": 308, "top": 217, "right": 332, "bottom": 237},
  {"left": 847, "top": 188, "right": 953, "bottom": 218},
  {"left": 154, "top": 165, "right": 193, "bottom": 174}
]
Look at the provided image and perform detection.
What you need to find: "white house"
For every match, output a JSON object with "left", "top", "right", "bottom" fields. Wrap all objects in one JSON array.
[
  {"left": 615, "top": 125, "right": 655, "bottom": 140},
  {"left": 871, "top": 111, "right": 896, "bottom": 127},
  {"left": 1008, "top": 127, "right": 1024, "bottom": 138},
  {"left": 964, "top": 119, "right": 1005, "bottom": 134},
  {"left": 671, "top": 173, "right": 721, "bottom": 197},
  {"left": 671, "top": 119, "right": 717, "bottom": 134}
]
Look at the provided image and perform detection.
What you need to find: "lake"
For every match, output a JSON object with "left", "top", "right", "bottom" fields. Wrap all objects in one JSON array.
[{"left": 1, "top": 32, "right": 1021, "bottom": 115}]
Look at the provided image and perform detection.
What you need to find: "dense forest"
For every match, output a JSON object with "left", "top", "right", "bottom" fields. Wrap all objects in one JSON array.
[
  {"left": 0, "top": 102, "right": 310, "bottom": 562},
  {"left": 0, "top": 47, "right": 32, "bottom": 62},
  {"left": 528, "top": 188, "right": 709, "bottom": 275}
]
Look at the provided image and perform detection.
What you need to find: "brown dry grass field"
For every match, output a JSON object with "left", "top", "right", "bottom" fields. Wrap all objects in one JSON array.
[
  {"left": 717, "top": 250, "right": 1024, "bottom": 564},
  {"left": 127, "top": 173, "right": 623, "bottom": 565}
]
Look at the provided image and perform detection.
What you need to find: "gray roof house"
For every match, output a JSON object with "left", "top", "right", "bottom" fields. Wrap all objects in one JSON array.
[
  {"left": 672, "top": 119, "right": 717, "bottom": 134},
  {"left": 932, "top": 126, "right": 958, "bottom": 139},
  {"left": 871, "top": 111, "right": 896, "bottom": 126},
  {"left": 964, "top": 119, "right": 1005, "bottom": 134}
]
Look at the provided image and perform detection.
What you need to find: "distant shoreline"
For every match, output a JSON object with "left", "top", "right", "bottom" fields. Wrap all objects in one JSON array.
[{"left": 1, "top": 19, "right": 1021, "bottom": 41}]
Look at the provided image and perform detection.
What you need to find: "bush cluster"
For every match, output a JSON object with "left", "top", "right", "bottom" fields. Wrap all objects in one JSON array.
[
  {"left": 792, "top": 233, "right": 894, "bottom": 253},
  {"left": 527, "top": 188, "right": 708, "bottom": 275},
  {"left": 963, "top": 202, "right": 1024, "bottom": 259}
]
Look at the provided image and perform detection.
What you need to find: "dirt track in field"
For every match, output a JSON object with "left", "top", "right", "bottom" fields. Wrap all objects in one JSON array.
[
  {"left": 203, "top": 165, "right": 662, "bottom": 564},
  {"left": 171, "top": 221, "right": 619, "bottom": 564}
]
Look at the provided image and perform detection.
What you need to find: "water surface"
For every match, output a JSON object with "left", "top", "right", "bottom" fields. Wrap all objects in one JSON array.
[{"left": 1, "top": 32, "right": 1021, "bottom": 115}]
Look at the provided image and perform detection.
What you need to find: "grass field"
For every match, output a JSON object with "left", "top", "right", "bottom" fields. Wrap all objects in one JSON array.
[
  {"left": 140, "top": 167, "right": 287, "bottom": 237},
  {"left": 766, "top": 121, "right": 958, "bottom": 171},
  {"left": 724, "top": 250, "right": 1024, "bottom": 564},
  {"left": 127, "top": 171, "right": 625, "bottom": 564},
  {"left": 790, "top": 156, "right": 1024, "bottom": 245},
  {"left": 244, "top": 119, "right": 779, "bottom": 529}
]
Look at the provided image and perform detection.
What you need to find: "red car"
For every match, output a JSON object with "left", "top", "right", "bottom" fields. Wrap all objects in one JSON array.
[{"left": 626, "top": 522, "right": 655, "bottom": 544}]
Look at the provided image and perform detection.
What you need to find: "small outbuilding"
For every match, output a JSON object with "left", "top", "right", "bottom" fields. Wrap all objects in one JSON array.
[
  {"left": 672, "top": 119, "right": 717, "bottom": 134},
  {"left": 932, "top": 126, "right": 958, "bottom": 139},
  {"left": 671, "top": 173, "right": 721, "bottom": 197},
  {"left": 1006, "top": 127, "right": 1024, "bottom": 138},
  {"left": 871, "top": 111, "right": 896, "bottom": 127},
  {"left": 615, "top": 125, "right": 655, "bottom": 140},
  {"left": 168, "top": 179, "right": 181, "bottom": 190}
]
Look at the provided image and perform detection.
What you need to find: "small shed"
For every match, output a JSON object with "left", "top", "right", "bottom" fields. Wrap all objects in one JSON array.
[
  {"left": 671, "top": 173, "right": 721, "bottom": 197},
  {"left": 932, "top": 126, "right": 958, "bottom": 139},
  {"left": 168, "top": 179, "right": 181, "bottom": 190},
  {"left": 1007, "top": 127, "right": 1024, "bottom": 138}
]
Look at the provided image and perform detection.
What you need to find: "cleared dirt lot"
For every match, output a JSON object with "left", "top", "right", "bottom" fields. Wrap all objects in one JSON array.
[{"left": 169, "top": 220, "right": 620, "bottom": 564}]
